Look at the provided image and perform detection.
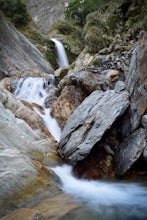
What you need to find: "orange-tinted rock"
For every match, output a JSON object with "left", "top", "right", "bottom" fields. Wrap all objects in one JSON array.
[{"left": 51, "top": 85, "right": 86, "bottom": 129}]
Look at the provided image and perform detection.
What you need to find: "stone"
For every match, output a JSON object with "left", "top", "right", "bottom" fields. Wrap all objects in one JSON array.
[
  {"left": 123, "top": 31, "right": 147, "bottom": 133},
  {"left": 0, "top": 85, "right": 44, "bottom": 130},
  {"left": 115, "top": 128, "right": 146, "bottom": 176},
  {"left": 58, "top": 85, "right": 129, "bottom": 164},
  {"left": 143, "top": 146, "right": 147, "bottom": 162},
  {"left": 0, "top": 101, "right": 57, "bottom": 165},
  {"left": 1, "top": 194, "right": 83, "bottom": 220},
  {"left": 59, "top": 70, "right": 101, "bottom": 95},
  {"left": 51, "top": 85, "right": 86, "bottom": 129},
  {"left": 0, "top": 208, "right": 44, "bottom": 220},
  {"left": 0, "top": 15, "right": 53, "bottom": 78},
  {"left": 141, "top": 115, "right": 147, "bottom": 128},
  {"left": 0, "top": 146, "right": 61, "bottom": 217}
]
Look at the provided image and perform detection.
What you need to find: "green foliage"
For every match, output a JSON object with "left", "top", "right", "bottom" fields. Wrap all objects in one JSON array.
[
  {"left": 0, "top": 0, "right": 29, "bottom": 27},
  {"left": 50, "top": 20, "right": 84, "bottom": 62},
  {"left": 64, "top": 0, "right": 107, "bottom": 26}
]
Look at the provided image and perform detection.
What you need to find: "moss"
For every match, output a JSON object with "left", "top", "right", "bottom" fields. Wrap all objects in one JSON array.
[
  {"left": 50, "top": 20, "right": 84, "bottom": 63},
  {"left": 21, "top": 27, "right": 58, "bottom": 69}
]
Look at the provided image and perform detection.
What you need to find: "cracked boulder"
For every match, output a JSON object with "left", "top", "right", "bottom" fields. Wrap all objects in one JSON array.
[{"left": 58, "top": 81, "right": 129, "bottom": 164}]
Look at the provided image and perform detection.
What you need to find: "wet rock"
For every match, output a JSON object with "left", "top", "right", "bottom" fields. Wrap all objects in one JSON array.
[
  {"left": 115, "top": 128, "right": 146, "bottom": 176},
  {"left": 1, "top": 194, "right": 83, "bottom": 220},
  {"left": 0, "top": 146, "right": 61, "bottom": 217},
  {"left": 0, "top": 15, "right": 53, "bottom": 78},
  {"left": 0, "top": 85, "right": 43, "bottom": 130},
  {"left": 58, "top": 83, "right": 129, "bottom": 164},
  {"left": 123, "top": 31, "right": 147, "bottom": 134},
  {"left": 51, "top": 85, "right": 86, "bottom": 129}
]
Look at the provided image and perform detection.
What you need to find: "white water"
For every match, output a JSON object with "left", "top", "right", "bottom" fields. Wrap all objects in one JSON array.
[
  {"left": 52, "top": 165, "right": 147, "bottom": 220},
  {"left": 14, "top": 77, "right": 61, "bottom": 142},
  {"left": 51, "top": 38, "right": 69, "bottom": 67}
]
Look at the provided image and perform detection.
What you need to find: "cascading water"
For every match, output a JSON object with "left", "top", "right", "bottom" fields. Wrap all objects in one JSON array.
[
  {"left": 13, "top": 42, "right": 147, "bottom": 219},
  {"left": 52, "top": 165, "right": 147, "bottom": 220},
  {"left": 14, "top": 76, "right": 61, "bottom": 142},
  {"left": 51, "top": 38, "right": 69, "bottom": 67}
]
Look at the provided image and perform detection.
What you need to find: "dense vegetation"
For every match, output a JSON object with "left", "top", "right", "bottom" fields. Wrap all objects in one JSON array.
[
  {"left": 62, "top": 0, "right": 147, "bottom": 54},
  {"left": 0, "top": 0, "right": 29, "bottom": 27}
]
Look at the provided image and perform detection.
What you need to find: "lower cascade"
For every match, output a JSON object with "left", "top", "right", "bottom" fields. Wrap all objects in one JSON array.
[
  {"left": 52, "top": 165, "right": 147, "bottom": 220},
  {"left": 14, "top": 77, "right": 147, "bottom": 220},
  {"left": 14, "top": 76, "right": 61, "bottom": 142}
]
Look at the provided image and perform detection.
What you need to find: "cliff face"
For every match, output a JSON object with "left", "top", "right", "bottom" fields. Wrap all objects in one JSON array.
[
  {"left": 24, "top": 0, "right": 71, "bottom": 32},
  {"left": 0, "top": 15, "right": 53, "bottom": 78}
]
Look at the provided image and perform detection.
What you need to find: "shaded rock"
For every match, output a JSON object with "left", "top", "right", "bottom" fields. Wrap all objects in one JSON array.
[
  {"left": 59, "top": 71, "right": 101, "bottom": 94},
  {"left": 51, "top": 85, "right": 86, "bottom": 129},
  {"left": 58, "top": 83, "right": 129, "bottom": 164},
  {"left": 0, "top": 85, "right": 44, "bottom": 130},
  {"left": 0, "top": 101, "right": 58, "bottom": 165},
  {"left": 0, "top": 15, "right": 53, "bottom": 78},
  {"left": 1, "top": 194, "right": 83, "bottom": 220},
  {"left": 143, "top": 146, "right": 147, "bottom": 162},
  {"left": 0, "top": 208, "right": 44, "bottom": 220},
  {"left": 0, "top": 146, "right": 61, "bottom": 217},
  {"left": 34, "top": 193, "right": 83, "bottom": 220},
  {"left": 141, "top": 115, "right": 147, "bottom": 128},
  {"left": 123, "top": 31, "right": 147, "bottom": 134},
  {"left": 115, "top": 128, "right": 146, "bottom": 176}
]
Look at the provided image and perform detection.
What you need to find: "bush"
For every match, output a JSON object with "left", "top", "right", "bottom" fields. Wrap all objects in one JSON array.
[
  {"left": 64, "top": 0, "right": 107, "bottom": 26},
  {"left": 0, "top": 0, "right": 29, "bottom": 27}
]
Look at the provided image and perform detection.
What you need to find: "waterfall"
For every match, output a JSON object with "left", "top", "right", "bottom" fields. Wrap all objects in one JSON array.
[
  {"left": 52, "top": 165, "right": 147, "bottom": 220},
  {"left": 14, "top": 76, "right": 61, "bottom": 142},
  {"left": 51, "top": 38, "right": 69, "bottom": 67}
]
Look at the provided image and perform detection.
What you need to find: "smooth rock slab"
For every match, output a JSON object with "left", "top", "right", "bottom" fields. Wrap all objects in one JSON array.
[
  {"left": 115, "top": 128, "right": 146, "bottom": 176},
  {"left": 58, "top": 83, "right": 129, "bottom": 164}
]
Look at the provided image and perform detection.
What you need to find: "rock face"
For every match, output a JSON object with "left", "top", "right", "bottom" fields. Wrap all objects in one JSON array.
[
  {"left": 51, "top": 85, "right": 86, "bottom": 129},
  {"left": 0, "top": 146, "right": 61, "bottom": 217},
  {"left": 123, "top": 31, "right": 147, "bottom": 134},
  {"left": 24, "top": 0, "right": 71, "bottom": 32},
  {"left": 115, "top": 128, "right": 146, "bottom": 176},
  {"left": 1, "top": 194, "right": 83, "bottom": 220},
  {"left": 0, "top": 15, "right": 53, "bottom": 78},
  {"left": 58, "top": 82, "right": 129, "bottom": 164}
]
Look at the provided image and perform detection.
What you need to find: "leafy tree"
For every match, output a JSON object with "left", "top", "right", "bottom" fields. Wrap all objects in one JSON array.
[{"left": 0, "top": 0, "right": 30, "bottom": 27}]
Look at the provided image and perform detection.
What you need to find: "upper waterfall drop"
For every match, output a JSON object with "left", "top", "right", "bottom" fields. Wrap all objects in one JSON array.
[{"left": 51, "top": 38, "right": 69, "bottom": 67}]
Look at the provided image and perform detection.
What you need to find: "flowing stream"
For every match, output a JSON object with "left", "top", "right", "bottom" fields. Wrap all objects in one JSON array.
[
  {"left": 14, "top": 77, "right": 147, "bottom": 219},
  {"left": 52, "top": 165, "right": 147, "bottom": 220},
  {"left": 14, "top": 76, "right": 61, "bottom": 142},
  {"left": 14, "top": 40, "right": 147, "bottom": 220},
  {"left": 51, "top": 38, "right": 69, "bottom": 67}
]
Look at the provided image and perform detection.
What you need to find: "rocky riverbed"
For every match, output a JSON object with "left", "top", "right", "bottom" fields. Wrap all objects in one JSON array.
[{"left": 0, "top": 0, "right": 147, "bottom": 219}]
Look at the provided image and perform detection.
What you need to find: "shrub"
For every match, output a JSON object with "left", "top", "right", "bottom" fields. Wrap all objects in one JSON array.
[
  {"left": 64, "top": 0, "right": 107, "bottom": 26},
  {"left": 0, "top": 0, "right": 30, "bottom": 27}
]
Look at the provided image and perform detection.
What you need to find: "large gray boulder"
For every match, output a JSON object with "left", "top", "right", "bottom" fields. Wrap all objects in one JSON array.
[
  {"left": 122, "top": 31, "right": 147, "bottom": 135},
  {"left": 58, "top": 82, "right": 129, "bottom": 164},
  {"left": 0, "top": 15, "right": 53, "bottom": 78},
  {"left": 115, "top": 128, "right": 146, "bottom": 176}
]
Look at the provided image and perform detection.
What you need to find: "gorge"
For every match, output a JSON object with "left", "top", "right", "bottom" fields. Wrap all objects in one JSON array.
[{"left": 0, "top": 0, "right": 147, "bottom": 219}]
